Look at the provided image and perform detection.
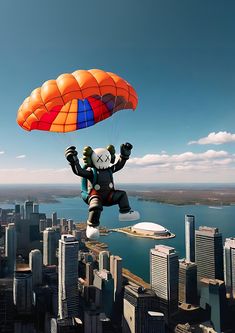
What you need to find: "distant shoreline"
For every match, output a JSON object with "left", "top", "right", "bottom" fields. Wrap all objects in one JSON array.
[{"left": 0, "top": 184, "right": 235, "bottom": 206}]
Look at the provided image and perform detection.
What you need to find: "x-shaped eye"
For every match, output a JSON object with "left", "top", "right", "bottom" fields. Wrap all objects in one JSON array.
[
  {"left": 105, "top": 155, "right": 110, "bottom": 162},
  {"left": 97, "top": 155, "right": 103, "bottom": 162}
]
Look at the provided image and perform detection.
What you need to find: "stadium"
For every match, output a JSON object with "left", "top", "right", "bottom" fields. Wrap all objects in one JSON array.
[{"left": 131, "top": 222, "right": 170, "bottom": 237}]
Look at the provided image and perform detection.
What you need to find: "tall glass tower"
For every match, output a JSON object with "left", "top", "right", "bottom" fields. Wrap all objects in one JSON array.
[
  {"left": 224, "top": 237, "right": 235, "bottom": 299},
  {"left": 5, "top": 223, "right": 16, "bottom": 275},
  {"left": 150, "top": 245, "right": 179, "bottom": 321},
  {"left": 29, "top": 249, "right": 42, "bottom": 287},
  {"left": 58, "top": 234, "right": 79, "bottom": 319},
  {"left": 185, "top": 214, "right": 195, "bottom": 262},
  {"left": 43, "top": 227, "right": 59, "bottom": 266},
  {"left": 195, "top": 226, "right": 223, "bottom": 282}
]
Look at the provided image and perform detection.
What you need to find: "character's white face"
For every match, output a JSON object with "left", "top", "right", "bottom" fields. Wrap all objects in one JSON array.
[{"left": 91, "top": 148, "right": 111, "bottom": 169}]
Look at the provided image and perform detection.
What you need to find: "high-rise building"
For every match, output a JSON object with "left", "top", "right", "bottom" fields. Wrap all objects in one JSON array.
[
  {"left": 15, "top": 204, "right": 21, "bottom": 214},
  {"left": 72, "top": 229, "right": 82, "bottom": 241},
  {"left": 123, "top": 284, "right": 165, "bottom": 333},
  {"left": 5, "top": 223, "right": 16, "bottom": 275},
  {"left": 93, "top": 269, "right": 114, "bottom": 318},
  {"left": 200, "top": 278, "right": 227, "bottom": 333},
  {"left": 195, "top": 226, "right": 223, "bottom": 281},
  {"left": 29, "top": 249, "right": 42, "bottom": 288},
  {"left": 99, "top": 251, "right": 110, "bottom": 271},
  {"left": 110, "top": 255, "right": 122, "bottom": 302},
  {"left": 150, "top": 245, "right": 179, "bottom": 321},
  {"left": 86, "top": 262, "right": 94, "bottom": 286},
  {"left": 58, "top": 234, "right": 79, "bottom": 319},
  {"left": 24, "top": 200, "right": 34, "bottom": 220},
  {"left": 52, "top": 212, "right": 58, "bottom": 226},
  {"left": 224, "top": 237, "right": 235, "bottom": 299},
  {"left": 68, "top": 219, "right": 74, "bottom": 232},
  {"left": 14, "top": 204, "right": 21, "bottom": 223},
  {"left": 20, "top": 205, "right": 25, "bottom": 219},
  {"left": 46, "top": 218, "right": 53, "bottom": 228},
  {"left": 33, "top": 203, "right": 39, "bottom": 213},
  {"left": 185, "top": 215, "right": 195, "bottom": 262},
  {"left": 178, "top": 259, "right": 197, "bottom": 305},
  {"left": 43, "top": 228, "right": 60, "bottom": 266},
  {"left": 13, "top": 268, "right": 33, "bottom": 315}
]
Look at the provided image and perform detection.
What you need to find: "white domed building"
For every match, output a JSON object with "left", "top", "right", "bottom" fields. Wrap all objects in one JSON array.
[{"left": 131, "top": 222, "right": 170, "bottom": 237}]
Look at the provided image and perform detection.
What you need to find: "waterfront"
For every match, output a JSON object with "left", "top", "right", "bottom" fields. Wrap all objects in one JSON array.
[
  {"left": 2, "top": 195, "right": 235, "bottom": 282},
  {"left": 42, "top": 196, "right": 235, "bottom": 282}
]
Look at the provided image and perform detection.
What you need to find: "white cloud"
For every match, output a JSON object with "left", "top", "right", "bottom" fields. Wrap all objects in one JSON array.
[
  {"left": 128, "top": 150, "right": 230, "bottom": 167},
  {"left": 16, "top": 155, "right": 26, "bottom": 159},
  {"left": 188, "top": 131, "right": 235, "bottom": 145},
  {"left": 0, "top": 151, "right": 5, "bottom": 155},
  {"left": 0, "top": 150, "right": 235, "bottom": 183}
]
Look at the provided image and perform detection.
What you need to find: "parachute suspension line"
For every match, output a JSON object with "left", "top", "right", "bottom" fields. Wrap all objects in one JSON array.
[{"left": 111, "top": 94, "right": 120, "bottom": 146}]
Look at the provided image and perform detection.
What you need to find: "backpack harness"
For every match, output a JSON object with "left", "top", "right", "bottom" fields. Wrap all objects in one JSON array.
[{"left": 81, "top": 167, "right": 113, "bottom": 202}]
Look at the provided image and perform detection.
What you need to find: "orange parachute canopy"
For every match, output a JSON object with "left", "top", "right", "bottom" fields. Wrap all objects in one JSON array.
[{"left": 17, "top": 69, "right": 138, "bottom": 133}]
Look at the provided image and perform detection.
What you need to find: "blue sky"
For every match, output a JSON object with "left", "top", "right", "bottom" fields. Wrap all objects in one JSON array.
[{"left": 0, "top": 0, "right": 235, "bottom": 183}]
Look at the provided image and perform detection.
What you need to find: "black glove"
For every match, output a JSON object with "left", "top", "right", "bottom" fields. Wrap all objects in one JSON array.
[
  {"left": 83, "top": 146, "right": 93, "bottom": 167},
  {"left": 65, "top": 146, "right": 78, "bottom": 164},
  {"left": 120, "top": 142, "right": 133, "bottom": 159}
]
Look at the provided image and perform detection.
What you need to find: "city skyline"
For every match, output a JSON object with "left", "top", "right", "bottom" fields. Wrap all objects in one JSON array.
[
  {"left": 1, "top": 199, "right": 235, "bottom": 331},
  {"left": 0, "top": 1, "right": 235, "bottom": 183}
]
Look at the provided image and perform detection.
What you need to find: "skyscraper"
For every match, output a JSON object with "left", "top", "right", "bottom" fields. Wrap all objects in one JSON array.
[
  {"left": 13, "top": 268, "right": 33, "bottom": 315},
  {"left": 110, "top": 255, "right": 122, "bottom": 302},
  {"left": 58, "top": 234, "right": 79, "bottom": 319},
  {"left": 185, "top": 214, "right": 195, "bottom": 262},
  {"left": 43, "top": 228, "right": 59, "bottom": 266},
  {"left": 5, "top": 223, "right": 16, "bottom": 275},
  {"left": 29, "top": 249, "right": 42, "bottom": 288},
  {"left": 224, "top": 237, "right": 235, "bottom": 299},
  {"left": 99, "top": 251, "right": 110, "bottom": 271},
  {"left": 24, "top": 200, "right": 34, "bottom": 220},
  {"left": 86, "top": 262, "right": 94, "bottom": 286},
  {"left": 68, "top": 219, "right": 74, "bottom": 232},
  {"left": 52, "top": 212, "right": 58, "bottom": 226},
  {"left": 150, "top": 245, "right": 179, "bottom": 320},
  {"left": 195, "top": 226, "right": 223, "bottom": 282},
  {"left": 33, "top": 203, "right": 39, "bottom": 213},
  {"left": 178, "top": 259, "right": 197, "bottom": 305},
  {"left": 93, "top": 269, "right": 114, "bottom": 318},
  {"left": 200, "top": 278, "right": 227, "bottom": 333},
  {"left": 123, "top": 284, "right": 165, "bottom": 333}
]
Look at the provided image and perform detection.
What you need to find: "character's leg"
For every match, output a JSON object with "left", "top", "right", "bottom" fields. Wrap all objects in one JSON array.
[
  {"left": 86, "top": 195, "right": 103, "bottom": 240},
  {"left": 110, "top": 190, "right": 131, "bottom": 213},
  {"left": 110, "top": 190, "right": 140, "bottom": 222},
  {"left": 88, "top": 195, "right": 103, "bottom": 226}
]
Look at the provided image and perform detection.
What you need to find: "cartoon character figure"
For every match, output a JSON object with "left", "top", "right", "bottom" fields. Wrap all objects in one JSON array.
[{"left": 65, "top": 143, "right": 140, "bottom": 240}]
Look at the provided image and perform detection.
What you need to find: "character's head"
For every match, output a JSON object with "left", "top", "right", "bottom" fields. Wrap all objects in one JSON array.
[
  {"left": 91, "top": 148, "right": 111, "bottom": 169},
  {"left": 83, "top": 144, "right": 116, "bottom": 169}
]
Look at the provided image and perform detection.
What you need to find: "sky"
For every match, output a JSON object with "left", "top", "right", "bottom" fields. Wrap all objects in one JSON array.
[{"left": 0, "top": 0, "right": 235, "bottom": 183}]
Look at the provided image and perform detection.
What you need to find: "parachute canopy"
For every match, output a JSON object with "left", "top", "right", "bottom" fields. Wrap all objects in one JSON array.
[{"left": 17, "top": 69, "right": 138, "bottom": 133}]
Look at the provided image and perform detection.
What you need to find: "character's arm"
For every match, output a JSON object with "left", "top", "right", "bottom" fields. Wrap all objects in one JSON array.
[
  {"left": 65, "top": 146, "right": 93, "bottom": 180},
  {"left": 111, "top": 143, "right": 133, "bottom": 173}
]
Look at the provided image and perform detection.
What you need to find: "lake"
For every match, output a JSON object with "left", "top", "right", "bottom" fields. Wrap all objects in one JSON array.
[{"left": 2, "top": 195, "right": 235, "bottom": 282}]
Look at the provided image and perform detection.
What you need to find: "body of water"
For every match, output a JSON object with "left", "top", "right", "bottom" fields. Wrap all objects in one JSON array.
[
  {"left": 42, "top": 196, "right": 235, "bottom": 282},
  {"left": 2, "top": 195, "right": 235, "bottom": 282}
]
